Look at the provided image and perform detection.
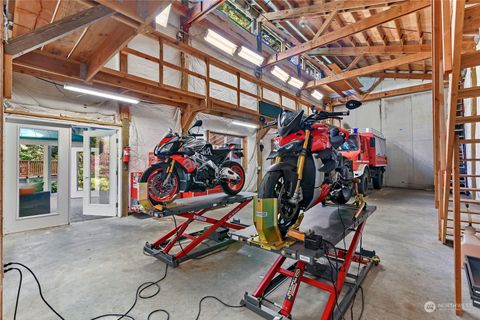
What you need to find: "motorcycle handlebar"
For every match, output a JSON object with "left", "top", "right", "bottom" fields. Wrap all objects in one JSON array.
[{"left": 263, "top": 120, "right": 277, "bottom": 128}]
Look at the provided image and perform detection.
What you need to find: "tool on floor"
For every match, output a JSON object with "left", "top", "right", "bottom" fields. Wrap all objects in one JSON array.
[{"left": 142, "top": 192, "right": 254, "bottom": 267}]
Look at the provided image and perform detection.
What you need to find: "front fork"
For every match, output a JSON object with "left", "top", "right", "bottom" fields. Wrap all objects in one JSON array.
[
  {"left": 162, "top": 159, "right": 176, "bottom": 187},
  {"left": 291, "top": 130, "right": 311, "bottom": 203}
]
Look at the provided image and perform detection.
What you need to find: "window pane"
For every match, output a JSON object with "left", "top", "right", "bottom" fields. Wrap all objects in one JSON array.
[
  {"left": 89, "top": 136, "right": 110, "bottom": 204},
  {"left": 18, "top": 130, "right": 58, "bottom": 217}
]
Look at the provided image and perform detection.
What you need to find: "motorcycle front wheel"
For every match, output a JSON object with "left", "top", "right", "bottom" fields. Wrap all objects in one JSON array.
[
  {"left": 258, "top": 171, "right": 300, "bottom": 235},
  {"left": 140, "top": 164, "right": 179, "bottom": 205}
]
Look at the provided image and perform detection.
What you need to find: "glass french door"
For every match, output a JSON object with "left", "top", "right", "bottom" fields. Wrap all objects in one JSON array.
[
  {"left": 82, "top": 130, "right": 118, "bottom": 216},
  {"left": 4, "top": 122, "right": 70, "bottom": 234}
]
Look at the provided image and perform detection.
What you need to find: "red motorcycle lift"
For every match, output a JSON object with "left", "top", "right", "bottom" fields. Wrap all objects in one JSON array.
[
  {"left": 143, "top": 192, "right": 254, "bottom": 268},
  {"left": 231, "top": 203, "right": 378, "bottom": 320}
]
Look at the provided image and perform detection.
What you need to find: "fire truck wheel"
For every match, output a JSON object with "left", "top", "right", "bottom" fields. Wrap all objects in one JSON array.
[
  {"left": 358, "top": 169, "right": 369, "bottom": 195},
  {"left": 372, "top": 170, "right": 384, "bottom": 189}
]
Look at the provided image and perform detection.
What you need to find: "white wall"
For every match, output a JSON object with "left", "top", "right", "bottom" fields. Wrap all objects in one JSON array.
[{"left": 339, "top": 91, "right": 434, "bottom": 189}]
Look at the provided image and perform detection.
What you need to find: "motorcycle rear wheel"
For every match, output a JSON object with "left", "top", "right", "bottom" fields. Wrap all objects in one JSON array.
[
  {"left": 258, "top": 171, "right": 300, "bottom": 236},
  {"left": 220, "top": 161, "right": 245, "bottom": 195}
]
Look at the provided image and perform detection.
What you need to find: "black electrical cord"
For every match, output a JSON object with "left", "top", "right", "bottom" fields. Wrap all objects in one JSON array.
[
  {"left": 4, "top": 262, "right": 66, "bottom": 319},
  {"left": 194, "top": 295, "right": 244, "bottom": 320},
  {"left": 93, "top": 264, "right": 169, "bottom": 320},
  {"left": 147, "top": 309, "right": 170, "bottom": 320},
  {"left": 322, "top": 240, "right": 345, "bottom": 320},
  {"left": 4, "top": 267, "right": 23, "bottom": 320}
]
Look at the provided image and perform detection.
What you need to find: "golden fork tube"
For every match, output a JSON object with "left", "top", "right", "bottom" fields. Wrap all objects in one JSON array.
[{"left": 293, "top": 130, "right": 311, "bottom": 194}]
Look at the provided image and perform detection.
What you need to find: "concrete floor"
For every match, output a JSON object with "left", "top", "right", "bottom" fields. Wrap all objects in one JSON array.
[{"left": 3, "top": 188, "right": 480, "bottom": 320}]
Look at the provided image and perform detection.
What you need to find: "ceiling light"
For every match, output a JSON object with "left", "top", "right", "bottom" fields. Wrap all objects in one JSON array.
[
  {"left": 64, "top": 84, "right": 140, "bottom": 104},
  {"left": 288, "top": 77, "right": 304, "bottom": 89},
  {"left": 270, "top": 66, "right": 289, "bottom": 82},
  {"left": 204, "top": 29, "right": 238, "bottom": 55},
  {"left": 155, "top": 3, "right": 172, "bottom": 28},
  {"left": 232, "top": 120, "right": 259, "bottom": 129},
  {"left": 311, "top": 90, "right": 324, "bottom": 101},
  {"left": 238, "top": 46, "right": 264, "bottom": 66}
]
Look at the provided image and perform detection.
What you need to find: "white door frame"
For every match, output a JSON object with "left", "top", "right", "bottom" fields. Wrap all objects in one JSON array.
[
  {"left": 83, "top": 129, "right": 118, "bottom": 216},
  {"left": 70, "top": 147, "right": 83, "bottom": 198},
  {"left": 4, "top": 121, "right": 70, "bottom": 233}
]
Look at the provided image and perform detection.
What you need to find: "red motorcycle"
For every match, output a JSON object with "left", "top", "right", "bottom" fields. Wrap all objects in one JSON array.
[
  {"left": 259, "top": 100, "right": 362, "bottom": 234},
  {"left": 140, "top": 120, "right": 246, "bottom": 205}
]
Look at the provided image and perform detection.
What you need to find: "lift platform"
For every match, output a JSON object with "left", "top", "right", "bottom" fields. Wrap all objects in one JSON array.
[
  {"left": 143, "top": 192, "right": 254, "bottom": 268},
  {"left": 230, "top": 203, "right": 378, "bottom": 320}
]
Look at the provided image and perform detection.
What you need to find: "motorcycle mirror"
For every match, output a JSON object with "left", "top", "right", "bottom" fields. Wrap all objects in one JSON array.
[
  {"left": 192, "top": 119, "right": 203, "bottom": 128},
  {"left": 259, "top": 116, "right": 266, "bottom": 124},
  {"left": 345, "top": 100, "right": 362, "bottom": 110}
]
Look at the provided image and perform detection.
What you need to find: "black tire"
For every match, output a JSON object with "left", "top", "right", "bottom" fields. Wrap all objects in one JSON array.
[
  {"left": 372, "top": 169, "right": 384, "bottom": 190},
  {"left": 140, "top": 164, "right": 179, "bottom": 206},
  {"left": 258, "top": 170, "right": 300, "bottom": 235},
  {"left": 333, "top": 187, "right": 352, "bottom": 204},
  {"left": 358, "top": 168, "right": 369, "bottom": 195},
  {"left": 220, "top": 161, "right": 245, "bottom": 195}
]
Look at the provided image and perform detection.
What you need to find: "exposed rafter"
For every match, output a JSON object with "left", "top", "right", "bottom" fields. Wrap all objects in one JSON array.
[
  {"left": 85, "top": 1, "right": 171, "bottom": 81},
  {"left": 5, "top": 5, "right": 114, "bottom": 58},
  {"left": 309, "top": 44, "right": 431, "bottom": 57},
  {"left": 263, "top": 0, "right": 430, "bottom": 67},
  {"left": 306, "top": 52, "right": 431, "bottom": 89},
  {"left": 258, "top": 0, "right": 406, "bottom": 21},
  {"left": 182, "top": 0, "right": 225, "bottom": 31}
]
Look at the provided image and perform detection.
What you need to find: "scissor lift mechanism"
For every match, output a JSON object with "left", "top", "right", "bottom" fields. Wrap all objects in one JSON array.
[
  {"left": 143, "top": 192, "right": 254, "bottom": 267},
  {"left": 231, "top": 203, "right": 378, "bottom": 320}
]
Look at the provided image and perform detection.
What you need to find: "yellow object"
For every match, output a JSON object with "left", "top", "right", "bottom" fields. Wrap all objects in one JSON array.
[{"left": 250, "top": 197, "right": 295, "bottom": 250}]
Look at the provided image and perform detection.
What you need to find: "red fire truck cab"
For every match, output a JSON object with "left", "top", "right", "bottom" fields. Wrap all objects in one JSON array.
[{"left": 339, "top": 128, "right": 388, "bottom": 194}]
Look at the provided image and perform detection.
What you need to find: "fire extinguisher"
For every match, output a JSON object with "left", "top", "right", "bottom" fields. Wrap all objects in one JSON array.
[{"left": 123, "top": 146, "right": 130, "bottom": 164}]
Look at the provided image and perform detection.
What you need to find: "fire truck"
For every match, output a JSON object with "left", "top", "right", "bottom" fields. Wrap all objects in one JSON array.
[{"left": 339, "top": 128, "right": 388, "bottom": 194}]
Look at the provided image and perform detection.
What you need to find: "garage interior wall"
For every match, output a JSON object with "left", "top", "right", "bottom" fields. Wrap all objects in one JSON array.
[{"left": 338, "top": 82, "right": 434, "bottom": 190}]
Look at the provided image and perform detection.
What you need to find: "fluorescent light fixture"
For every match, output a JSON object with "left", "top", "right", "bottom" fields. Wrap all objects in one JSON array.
[
  {"left": 311, "top": 90, "right": 324, "bottom": 101},
  {"left": 204, "top": 29, "right": 238, "bottom": 55},
  {"left": 155, "top": 3, "right": 172, "bottom": 28},
  {"left": 232, "top": 120, "right": 259, "bottom": 129},
  {"left": 64, "top": 84, "right": 140, "bottom": 104},
  {"left": 270, "top": 66, "right": 289, "bottom": 82},
  {"left": 238, "top": 46, "right": 264, "bottom": 66},
  {"left": 288, "top": 77, "right": 304, "bottom": 89}
]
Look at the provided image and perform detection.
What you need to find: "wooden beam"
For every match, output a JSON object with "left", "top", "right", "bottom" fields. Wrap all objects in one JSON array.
[
  {"left": 463, "top": 4, "right": 480, "bottom": 34},
  {"left": 264, "top": 0, "right": 430, "bottom": 66},
  {"left": 461, "top": 50, "right": 480, "bottom": 69},
  {"left": 310, "top": 44, "right": 431, "bottom": 57},
  {"left": 333, "top": 82, "right": 432, "bottom": 106},
  {"left": 367, "top": 72, "right": 431, "bottom": 80},
  {"left": 442, "top": 0, "right": 466, "bottom": 253},
  {"left": 259, "top": 0, "right": 406, "bottom": 21},
  {"left": 442, "top": 0, "right": 452, "bottom": 73},
  {"left": 306, "top": 52, "right": 431, "bottom": 89},
  {"left": 119, "top": 105, "right": 130, "bottom": 217},
  {"left": 0, "top": 0, "right": 4, "bottom": 315},
  {"left": 183, "top": 0, "right": 224, "bottom": 31},
  {"left": 361, "top": 83, "right": 431, "bottom": 101},
  {"left": 3, "top": 54, "right": 12, "bottom": 98},
  {"left": 13, "top": 50, "right": 204, "bottom": 106},
  {"left": 85, "top": 2, "right": 170, "bottom": 81},
  {"left": 85, "top": 24, "right": 137, "bottom": 81},
  {"left": 5, "top": 5, "right": 114, "bottom": 58},
  {"left": 94, "top": 0, "right": 167, "bottom": 24},
  {"left": 458, "top": 86, "right": 480, "bottom": 99},
  {"left": 313, "top": 9, "right": 338, "bottom": 40}
]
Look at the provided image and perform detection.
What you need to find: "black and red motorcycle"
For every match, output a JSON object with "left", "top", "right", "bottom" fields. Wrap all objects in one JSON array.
[
  {"left": 141, "top": 120, "right": 246, "bottom": 205},
  {"left": 259, "top": 100, "right": 362, "bottom": 234}
]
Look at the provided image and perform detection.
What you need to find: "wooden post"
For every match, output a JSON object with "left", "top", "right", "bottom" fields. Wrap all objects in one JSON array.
[
  {"left": 471, "top": 69, "right": 477, "bottom": 200},
  {"left": 0, "top": 0, "right": 4, "bottom": 314},
  {"left": 120, "top": 105, "right": 130, "bottom": 217},
  {"left": 453, "top": 137, "right": 463, "bottom": 316},
  {"left": 159, "top": 38, "right": 164, "bottom": 85},
  {"left": 3, "top": 54, "right": 12, "bottom": 99},
  {"left": 441, "top": 0, "right": 465, "bottom": 244}
]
